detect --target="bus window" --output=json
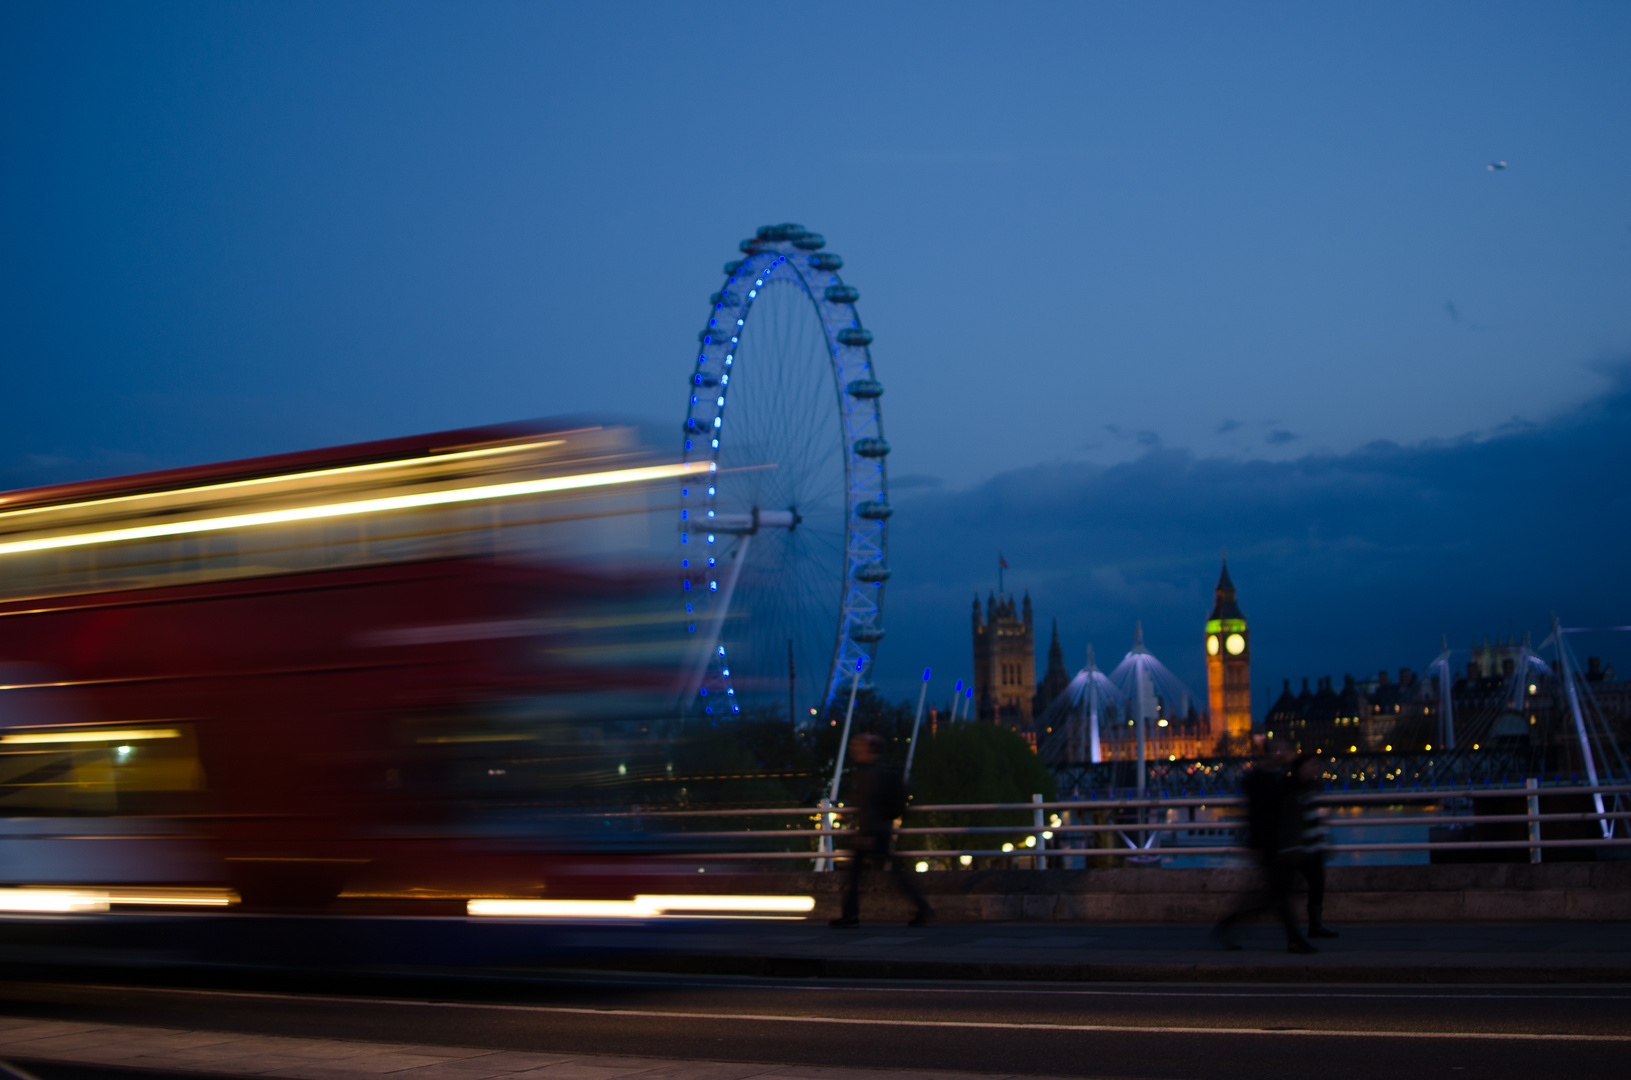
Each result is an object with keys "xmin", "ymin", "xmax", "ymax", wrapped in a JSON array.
[{"xmin": 0, "ymin": 723, "xmax": 206, "ymax": 816}]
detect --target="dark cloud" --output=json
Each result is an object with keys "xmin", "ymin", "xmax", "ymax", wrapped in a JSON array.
[
  {"xmin": 1216, "ymin": 419, "xmax": 1243, "ymax": 434},
  {"xmin": 1135, "ymin": 430, "xmax": 1161, "ymax": 447},
  {"xmin": 879, "ymin": 366, "xmax": 1631, "ymax": 704},
  {"xmin": 1444, "ymin": 300, "xmax": 1461, "ymax": 323},
  {"xmin": 1265, "ymin": 429, "xmax": 1299, "ymax": 445}
]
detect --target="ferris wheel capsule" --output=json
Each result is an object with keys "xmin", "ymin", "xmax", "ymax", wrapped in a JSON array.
[
  {"xmin": 756, "ymin": 222, "xmax": 806, "ymax": 241},
  {"xmin": 853, "ymin": 438, "xmax": 890, "ymax": 458}
]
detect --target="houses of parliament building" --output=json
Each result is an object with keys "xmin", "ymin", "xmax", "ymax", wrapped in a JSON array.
[
  {"xmin": 973, "ymin": 560, "xmax": 1630, "ymax": 761},
  {"xmin": 973, "ymin": 560, "xmax": 1253, "ymax": 759}
]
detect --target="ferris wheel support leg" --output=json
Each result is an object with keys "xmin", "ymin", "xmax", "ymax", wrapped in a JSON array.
[
  {"xmin": 1089, "ymin": 701, "xmax": 1102, "ymax": 764},
  {"xmin": 827, "ymin": 664, "xmax": 863, "ymax": 805},
  {"xmin": 903, "ymin": 670, "xmax": 930, "ymax": 786},
  {"xmin": 681, "ymin": 534, "xmax": 753, "ymax": 709},
  {"xmin": 1555, "ymin": 615, "xmax": 1609, "ymax": 838}
]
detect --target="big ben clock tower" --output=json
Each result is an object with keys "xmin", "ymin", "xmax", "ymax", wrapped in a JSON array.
[{"xmin": 1205, "ymin": 558, "xmax": 1253, "ymax": 755}]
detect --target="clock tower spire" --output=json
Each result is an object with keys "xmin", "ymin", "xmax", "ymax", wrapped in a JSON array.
[{"xmin": 1205, "ymin": 556, "xmax": 1253, "ymax": 755}]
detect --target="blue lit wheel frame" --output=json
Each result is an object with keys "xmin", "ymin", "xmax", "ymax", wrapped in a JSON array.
[{"xmin": 679, "ymin": 223, "xmax": 889, "ymax": 720}]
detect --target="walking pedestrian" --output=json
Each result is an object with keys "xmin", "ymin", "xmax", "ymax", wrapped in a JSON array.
[
  {"xmin": 1288, "ymin": 753, "xmax": 1338, "ymax": 939},
  {"xmin": 829, "ymin": 734, "xmax": 933, "ymax": 929},
  {"xmin": 1212, "ymin": 737, "xmax": 1316, "ymax": 954}
]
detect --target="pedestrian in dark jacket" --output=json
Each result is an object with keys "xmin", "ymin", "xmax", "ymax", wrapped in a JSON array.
[
  {"xmin": 830, "ymin": 734, "xmax": 933, "ymax": 928},
  {"xmin": 1212, "ymin": 738, "xmax": 1316, "ymax": 954}
]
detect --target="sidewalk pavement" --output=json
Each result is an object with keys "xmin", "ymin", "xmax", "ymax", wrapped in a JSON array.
[{"xmin": 578, "ymin": 919, "xmax": 1631, "ymax": 983}]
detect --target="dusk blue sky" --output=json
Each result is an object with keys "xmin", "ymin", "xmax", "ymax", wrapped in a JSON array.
[{"xmin": 3, "ymin": 3, "xmax": 1628, "ymax": 704}]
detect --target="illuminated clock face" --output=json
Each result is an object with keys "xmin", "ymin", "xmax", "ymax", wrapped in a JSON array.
[
  {"xmin": 1225, "ymin": 632, "xmax": 1246, "ymax": 655},
  {"xmin": 1206, "ymin": 635, "xmax": 1220, "ymax": 656}
]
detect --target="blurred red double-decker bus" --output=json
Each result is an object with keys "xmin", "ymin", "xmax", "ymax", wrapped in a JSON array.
[{"xmin": 0, "ymin": 420, "xmax": 696, "ymax": 908}]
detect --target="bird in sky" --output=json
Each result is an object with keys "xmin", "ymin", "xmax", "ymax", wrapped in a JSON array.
[{"xmin": 1487, "ymin": 161, "xmax": 1508, "ymax": 171}]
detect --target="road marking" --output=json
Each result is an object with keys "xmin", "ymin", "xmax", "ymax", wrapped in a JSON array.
[
  {"xmin": 542, "ymin": 971, "xmax": 1631, "ymax": 1001},
  {"xmin": 29, "ymin": 984, "xmax": 1631, "ymax": 1043}
]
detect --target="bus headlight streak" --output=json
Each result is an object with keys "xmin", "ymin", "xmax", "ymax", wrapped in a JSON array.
[
  {"xmin": 466, "ymin": 894, "xmax": 815, "ymax": 919},
  {"xmin": 0, "ymin": 462, "xmax": 701, "ymax": 559},
  {"xmin": 0, "ymin": 887, "xmax": 235, "ymax": 912},
  {"xmin": 0, "ymin": 890, "xmax": 108, "ymax": 913}
]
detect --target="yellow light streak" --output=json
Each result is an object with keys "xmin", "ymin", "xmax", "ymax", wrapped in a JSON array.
[
  {"xmin": 638, "ymin": 895, "xmax": 815, "ymax": 913},
  {"xmin": 0, "ymin": 440, "xmax": 568, "ymax": 520},
  {"xmin": 0, "ymin": 462, "xmax": 699, "ymax": 559},
  {"xmin": 0, "ymin": 890, "xmax": 107, "ymax": 913},
  {"xmin": 0, "ymin": 887, "xmax": 236, "ymax": 913},
  {"xmin": 466, "ymin": 894, "xmax": 815, "ymax": 919},
  {"xmin": 105, "ymin": 888, "xmax": 235, "ymax": 906},
  {"xmin": 0, "ymin": 728, "xmax": 181, "ymax": 745}
]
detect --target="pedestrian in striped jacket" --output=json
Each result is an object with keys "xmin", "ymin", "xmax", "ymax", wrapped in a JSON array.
[{"xmin": 1286, "ymin": 753, "xmax": 1338, "ymax": 940}]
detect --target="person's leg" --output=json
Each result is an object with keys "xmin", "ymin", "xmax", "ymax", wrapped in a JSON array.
[
  {"xmin": 1213, "ymin": 858, "xmax": 1273, "ymax": 948},
  {"xmin": 1270, "ymin": 858, "xmax": 1313, "ymax": 952},
  {"xmin": 887, "ymin": 834, "xmax": 933, "ymax": 924},
  {"xmin": 832, "ymin": 846, "xmax": 864, "ymax": 926},
  {"xmin": 1305, "ymin": 856, "xmax": 1336, "ymax": 937}
]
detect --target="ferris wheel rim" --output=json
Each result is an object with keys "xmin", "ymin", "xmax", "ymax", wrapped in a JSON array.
[{"xmin": 677, "ymin": 225, "xmax": 888, "ymax": 716}]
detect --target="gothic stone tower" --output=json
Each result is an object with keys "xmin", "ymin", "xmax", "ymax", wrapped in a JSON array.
[
  {"xmin": 973, "ymin": 591, "xmax": 1035, "ymax": 727},
  {"xmin": 1205, "ymin": 559, "xmax": 1253, "ymax": 755},
  {"xmin": 1033, "ymin": 618, "xmax": 1069, "ymax": 716}
]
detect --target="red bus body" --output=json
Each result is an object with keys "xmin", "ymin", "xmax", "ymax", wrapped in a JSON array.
[{"xmin": 0, "ymin": 421, "xmax": 685, "ymax": 906}]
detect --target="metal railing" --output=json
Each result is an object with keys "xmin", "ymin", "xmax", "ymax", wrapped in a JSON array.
[{"xmin": 620, "ymin": 782, "xmax": 1631, "ymax": 867}]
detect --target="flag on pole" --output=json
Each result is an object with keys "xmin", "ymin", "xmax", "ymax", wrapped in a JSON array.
[{"xmin": 999, "ymin": 552, "xmax": 1009, "ymax": 569}]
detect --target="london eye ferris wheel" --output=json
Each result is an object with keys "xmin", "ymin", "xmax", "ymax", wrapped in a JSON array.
[{"xmin": 678, "ymin": 224, "xmax": 889, "ymax": 721}]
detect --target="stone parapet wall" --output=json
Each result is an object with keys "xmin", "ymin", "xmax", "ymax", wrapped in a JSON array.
[{"xmin": 665, "ymin": 863, "xmax": 1631, "ymax": 923}]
